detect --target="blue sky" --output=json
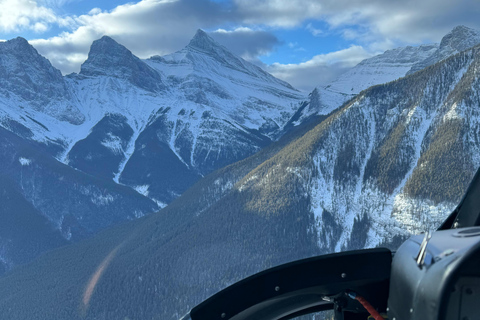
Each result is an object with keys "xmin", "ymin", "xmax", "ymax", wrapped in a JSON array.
[{"xmin": 0, "ymin": 0, "xmax": 479, "ymax": 91}]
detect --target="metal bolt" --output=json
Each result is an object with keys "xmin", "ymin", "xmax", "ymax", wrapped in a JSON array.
[
  {"xmin": 443, "ymin": 249, "xmax": 455, "ymax": 256},
  {"xmin": 221, "ymin": 313, "xmax": 226, "ymax": 318},
  {"xmin": 341, "ymin": 273, "xmax": 347, "ymax": 278},
  {"xmin": 275, "ymin": 286, "xmax": 280, "ymax": 292}
]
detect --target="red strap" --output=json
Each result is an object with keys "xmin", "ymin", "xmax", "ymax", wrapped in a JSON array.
[{"xmin": 355, "ymin": 295, "xmax": 385, "ymax": 320}]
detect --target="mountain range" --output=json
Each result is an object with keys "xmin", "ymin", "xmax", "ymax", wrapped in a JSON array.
[
  {"xmin": 0, "ymin": 30, "xmax": 304, "ymax": 271},
  {"xmin": 0, "ymin": 26, "xmax": 480, "ymax": 319}
]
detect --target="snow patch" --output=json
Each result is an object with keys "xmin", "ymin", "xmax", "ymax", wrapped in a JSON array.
[
  {"xmin": 134, "ymin": 185, "xmax": 150, "ymax": 197},
  {"xmin": 238, "ymin": 175, "xmax": 258, "ymax": 192},
  {"xmin": 443, "ymin": 102, "xmax": 460, "ymax": 121},
  {"xmin": 391, "ymin": 193, "xmax": 453, "ymax": 234},
  {"xmin": 91, "ymin": 194, "xmax": 115, "ymax": 206},
  {"xmin": 19, "ymin": 157, "xmax": 32, "ymax": 166},
  {"xmin": 151, "ymin": 199, "xmax": 167, "ymax": 208},
  {"xmin": 101, "ymin": 132, "xmax": 124, "ymax": 155}
]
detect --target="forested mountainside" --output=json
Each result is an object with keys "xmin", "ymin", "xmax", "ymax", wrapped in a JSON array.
[
  {"xmin": 1, "ymin": 41, "xmax": 479, "ymax": 320},
  {"xmin": 0, "ymin": 30, "xmax": 304, "ymax": 271}
]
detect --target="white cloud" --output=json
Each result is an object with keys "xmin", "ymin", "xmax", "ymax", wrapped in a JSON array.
[
  {"xmin": 234, "ymin": 0, "xmax": 323, "ymax": 27},
  {"xmin": 235, "ymin": 0, "xmax": 480, "ymax": 45},
  {"xmin": 38, "ymin": 0, "xmax": 77, "ymax": 8},
  {"xmin": 33, "ymin": 22, "xmax": 49, "ymax": 33},
  {"xmin": 266, "ymin": 45, "xmax": 372, "ymax": 91},
  {"xmin": 210, "ymin": 27, "xmax": 280, "ymax": 61},
  {"xmin": 0, "ymin": 0, "xmax": 58, "ymax": 33},
  {"xmin": 30, "ymin": 0, "xmax": 237, "ymax": 74},
  {"xmin": 306, "ymin": 23, "xmax": 323, "ymax": 36}
]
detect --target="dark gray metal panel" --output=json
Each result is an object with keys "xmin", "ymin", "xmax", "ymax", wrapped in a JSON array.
[{"xmin": 190, "ymin": 248, "xmax": 392, "ymax": 320}]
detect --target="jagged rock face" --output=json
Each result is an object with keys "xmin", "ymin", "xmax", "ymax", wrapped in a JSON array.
[
  {"xmin": 183, "ymin": 30, "xmax": 296, "ymax": 89},
  {"xmin": 0, "ymin": 38, "xmax": 84, "ymax": 124},
  {"xmin": 0, "ymin": 37, "xmax": 67, "ymax": 101},
  {"xmin": 80, "ymin": 36, "xmax": 164, "ymax": 92},
  {"xmin": 407, "ymin": 25, "xmax": 480, "ymax": 75}
]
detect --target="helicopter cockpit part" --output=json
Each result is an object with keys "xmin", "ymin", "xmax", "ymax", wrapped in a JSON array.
[
  {"xmin": 189, "ymin": 248, "xmax": 391, "ymax": 320},
  {"xmin": 182, "ymin": 167, "xmax": 480, "ymax": 320}
]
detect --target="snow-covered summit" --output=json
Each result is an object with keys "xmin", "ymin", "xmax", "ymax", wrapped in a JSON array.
[
  {"xmin": 441, "ymin": 25, "xmax": 480, "ymax": 51},
  {"xmin": 325, "ymin": 44, "xmax": 438, "ymax": 95},
  {"xmin": 0, "ymin": 37, "xmax": 69, "ymax": 101},
  {"xmin": 187, "ymin": 29, "xmax": 219, "ymax": 52},
  {"xmin": 407, "ymin": 25, "xmax": 480, "ymax": 75},
  {"xmin": 155, "ymin": 29, "xmax": 296, "ymax": 90},
  {"xmin": 0, "ymin": 37, "xmax": 84, "ymax": 125},
  {"xmin": 79, "ymin": 36, "xmax": 164, "ymax": 92},
  {"xmin": 1, "ymin": 37, "xmax": 34, "ymax": 53}
]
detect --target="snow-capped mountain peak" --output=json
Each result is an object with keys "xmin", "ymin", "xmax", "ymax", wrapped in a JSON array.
[
  {"xmin": 186, "ymin": 29, "xmax": 219, "ymax": 52},
  {"xmin": 440, "ymin": 25, "xmax": 480, "ymax": 51},
  {"xmin": 79, "ymin": 35, "xmax": 164, "ymax": 92},
  {"xmin": 2, "ymin": 37, "xmax": 34, "ymax": 54},
  {"xmin": 157, "ymin": 29, "xmax": 296, "ymax": 90},
  {"xmin": 407, "ymin": 25, "xmax": 480, "ymax": 75},
  {"xmin": 0, "ymin": 37, "xmax": 68, "ymax": 100},
  {"xmin": 0, "ymin": 36, "xmax": 85, "ymax": 125}
]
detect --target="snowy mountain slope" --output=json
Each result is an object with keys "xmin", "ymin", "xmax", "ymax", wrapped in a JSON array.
[
  {"xmin": 146, "ymin": 30, "xmax": 301, "ymax": 135},
  {"xmin": 2, "ymin": 42, "xmax": 480, "ymax": 320},
  {"xmin": 66, "ymin": 113, "xmax": 135, "ymax": 180},
  {"xmin": 293, "ymin": 43, "xmax": 440, "ymax": 127},
  {"xmin": 63, "ymin": 32, "xmax": 304, "ymax": 202},
  {"xmin": 110, "ymin": 31, "xmax": 303, "ymax": 202},
  {"xmin": 327, "ymin": 44, "xmax": 439, "ymax": 95}
]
